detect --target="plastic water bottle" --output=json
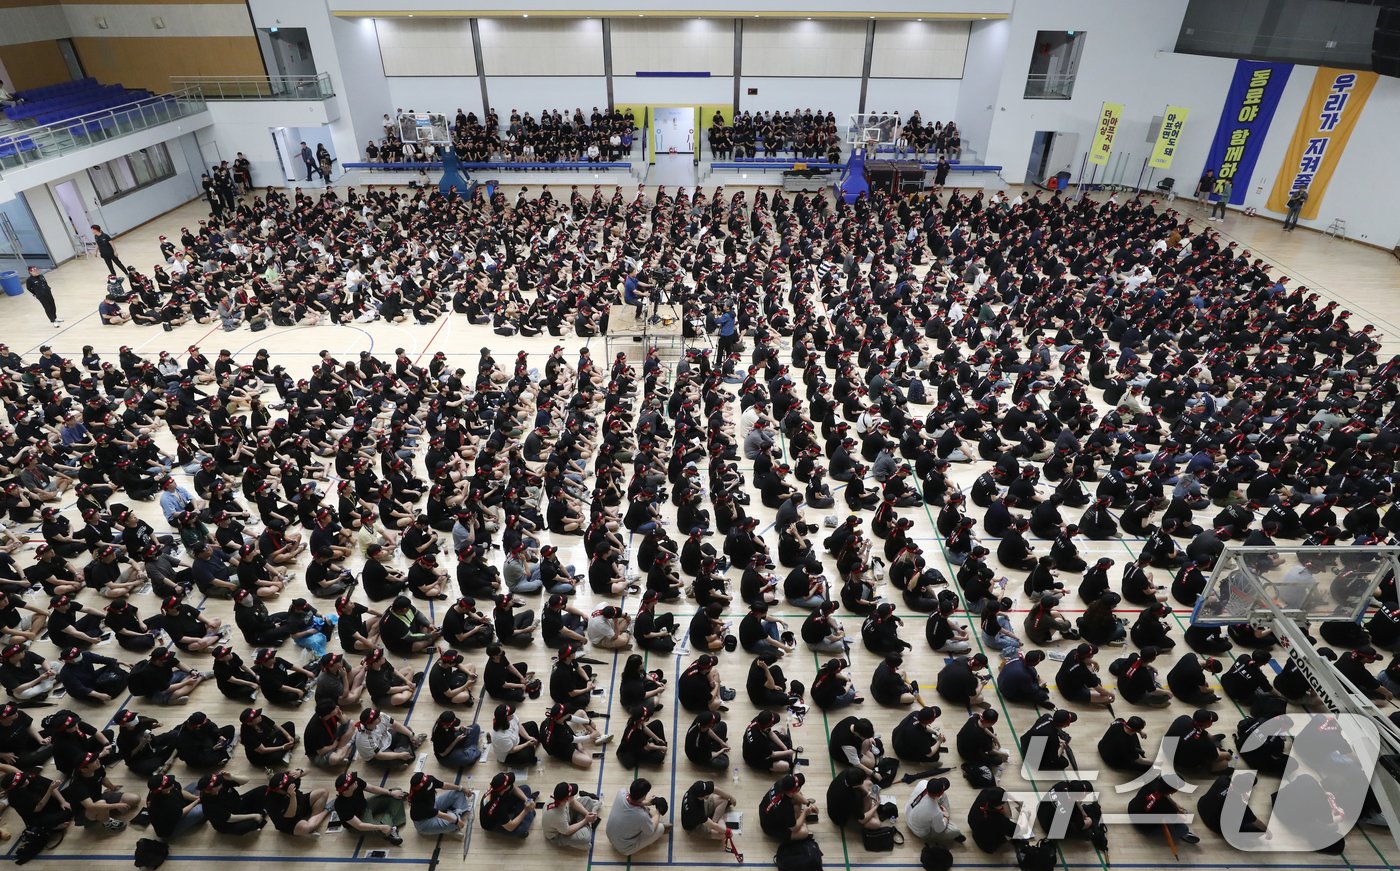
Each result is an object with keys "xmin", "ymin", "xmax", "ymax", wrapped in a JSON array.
[{"xmin": 732, "ymin": 766, "xmax": 740, "ymax": 785}]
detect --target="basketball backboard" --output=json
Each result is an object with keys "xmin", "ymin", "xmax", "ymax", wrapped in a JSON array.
[
  {"xmin": 1192, "ymin": 546, "xmax": 1400, "ymax": 626},
  {"xmin": 846, "ymin": 112, "xmax": 901, "ymax": 147}
]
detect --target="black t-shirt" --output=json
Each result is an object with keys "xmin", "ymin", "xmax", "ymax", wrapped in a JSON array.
[
  {"xmin": 936, "ymin": 660, "xmax": 977, "ymax": 703},
  {"xmin": 742, "ymin": 724, "xmax": 773, "ymax": 766},
  {"xmin": 334, "ymin": 789, "xmax": 369, "ymax": 824},
  {"xmin": 265, "ymin": 788, "xmax": 310, "ymax": 833},
  {"xmin": 149, "ymin": 787, "xmax": 192, "ymax": 838},
  {"xmin": 480, "ymin": 788, "xmax": 525, "ymax": 829},
  {"xmin": 301, "ymin": 714, "xmax": 341, "ymax": 761},
  {"xmin": 201, "ymin": 785, "xmax": 242, "ymax": 825},
  {"xmin": 429, "ymin": 662, "xmax": 469, "ymax": 703},
  {"xmin": 825, "ymin": 777, "xmax": 864, "ymax": 827},
  {"xmin": 680, "ymin": 780, "xmax": 714, "ymax": 831},
  {"xmin": 678, "ymin": 667, "xmax": 712, "ymax": 710},
  {"xmin": 758, "ymin": 786, "xmax": 796, "ymax": 836}
]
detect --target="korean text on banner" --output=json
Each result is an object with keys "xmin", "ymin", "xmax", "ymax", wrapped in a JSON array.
[
  {"xmin": 1149, "ymin": 106, "xmax": 1189, "ymax": 170},
  {"xmin": 1087, "ymin": 102, "xmax": 1123, "ymax": 166},
  {"xmin": 1203, "ymin": 60, "xmax": 1292, "ymax": 205},
  {"xmin": 1266, "ymin": 67, "xmax": 1378, "ymax": 221}
]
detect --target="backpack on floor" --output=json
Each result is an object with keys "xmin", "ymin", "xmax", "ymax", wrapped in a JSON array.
[
  {"xmin": 134, "ymin": 837, "xmax": 169, "ymax": 869},
  {"xmin": 775, "ymin": 838, "xmax": 824, "ymax": 871},
  {"xmin": 1016, "ymin": 839, "xmax": 1057, "ymax": 871}
]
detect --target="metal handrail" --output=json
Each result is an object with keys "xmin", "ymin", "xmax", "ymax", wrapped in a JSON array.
[
  {"xmin": 1024, "ymin": 73, "xmax": 1078, "ymax": 100},
  {"xmin": 0, "ymin": 88, "xmax": 207, "ymax": 174},
  {"xmin": 169, "ymin": 73, "xmax": 334, "ymax": 101}
]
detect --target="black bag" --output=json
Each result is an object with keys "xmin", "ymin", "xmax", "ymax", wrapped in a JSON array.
[
  {"xmin": 863, "ymin": 825, "xmax": 905, "ymax": 851},
  {"xmin": 921, "ymin": 844, "xmax": 954, "ymax": 871},
  {"xmin": 249, "ymin": 318, "xmax": 268, "ymax": 333},
  {"xmin": 134, "ymin": 837, "xmax": 169, "ymax": 869},
  {"xmin": 1015, "ymin": 839, "xmax": 1057, "ymax": 871},
  {"xmin": 13, "ymin": 828, "xmax": 58, "ymax": 865},
  {"xmin": 775, "ymin": 838, "xmax": 824, "ymax": 871},
  {"xmin": 723, "ymin": 633, "xmax": 738, "ymax": 652},
  {"xmin": 962, "ymin": 762, "xmax": 996, "ymax": 788},
  {"xmin": 875, "ymin": 756, "xmax": 901, "ymax": 788}
]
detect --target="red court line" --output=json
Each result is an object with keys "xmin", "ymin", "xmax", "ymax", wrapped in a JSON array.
[{"xmin": 412, "ymin": 315, "xmax": 452, "ymax": 365}]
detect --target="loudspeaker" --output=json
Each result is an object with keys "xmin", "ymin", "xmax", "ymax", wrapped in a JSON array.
[{"xmin": 1374, "ymin": 8, "xmax": 1400, "ymax": 77}]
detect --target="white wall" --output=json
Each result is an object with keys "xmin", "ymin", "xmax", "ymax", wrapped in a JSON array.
[
  {"xmin": 200, "ymin": 98, "xmax": 340, "ymax": 186},
  {"xmin": 738, "ymin": 77, "xmax": 861, "ymax": 115},
  {"xmin": 864, "ymin": 79, "xmax": 961, "ymax": 125},
  {"xmin": 374, "ymin": 18, "xmax": 476, "ymax": 77},
  {"xmin": 247, "ymin": 0, "xmax": 390, "ymax": 174},
  {"xmin": 610, "ymin": 18, "xmax": 733, "ymax": 74},
  {"xmin": 978, "ymin": 0, "xmax": 1400, "ymax": 247},
  {"xmin": 614, "ymin": 76, "xmax": 734, "ymax": 106},
  {"xmin": 48, "ymin": 131, "xmax": 201, "ymax": 242},
  {"xmin": 982, "ymin": 0, "xmax": 1234, "ymax": 188},
  {"xmin": 869, "ymin": 20, "xmax": 968, "ymax": 79},
  {"xmin": 742, "ymin": 19, "xmax": 865, "ymax": 77},
  {"xmin": 479, "ymin": 17, "xmax": 604, "ymax": 75},
  {"xmin": 953, "ymin": 18, "xmax": 1008, "ymax": 160},
  {"xmin": 385, "ymin": 79, "xmax": 483, "ymax": 118},
  {"xmin": 486, "ymin": 76, "xmax": 608, "ymax": 116}
]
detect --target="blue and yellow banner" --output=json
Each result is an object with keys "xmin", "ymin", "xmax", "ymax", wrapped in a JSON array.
[
  {"xmin": 1204, "ymin": 60, "xmax": 1292, "ymax": 205},
  {"xmin": 1266, "ymin": 67, "xmax": 1377, "ymax": 221}
]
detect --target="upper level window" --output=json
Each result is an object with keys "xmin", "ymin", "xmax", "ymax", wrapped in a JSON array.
[{"xmin": 1025, "ymin": 30, "xmax": 1086, "ymax": 100}]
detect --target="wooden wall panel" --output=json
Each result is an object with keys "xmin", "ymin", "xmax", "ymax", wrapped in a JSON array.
[
  {"xmin": 70, "ymin": 35, "xmax": 263, "ymax": 91},
  {"xmin": 0, "ymin": 39, "xmax": 71, "ymax": 89}
]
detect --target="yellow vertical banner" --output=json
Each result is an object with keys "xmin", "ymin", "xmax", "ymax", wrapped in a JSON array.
[
  {"xmin": 1267, "ymin": 67, "xmax": 1378, "ymax": 220},
  {"xmin": 1149, "ymin": 105, "xmax": 1189, "ymax": 169},
  {"xmin": 1087, "ymin": 102, "xmax": 1123, "ymax": 166}
]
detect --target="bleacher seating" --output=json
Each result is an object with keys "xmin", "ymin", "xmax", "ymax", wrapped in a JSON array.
[{"xmin": 4, "ymin": 78, "xmax": 155, "ymax": 125}]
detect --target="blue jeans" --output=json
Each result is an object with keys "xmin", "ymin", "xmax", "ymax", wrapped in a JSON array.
[
  {"xmin": 634, "ymin": 521, "xmax": 660, "ymax": 536},
  {"xmin": 826, "ymin": 689, "xmax": 859, "ymax": 710},
  {"xmin": 170, "ymin": 791, "xmax": 207, "ymax": 836},
  {"xmin": 414, "ymin": 790, "xmax": 473, "ymax": 834},
  {"xmin": 440, "ymin": 725, "xmax": 483, "ymax": 767},
  {"xmin": 788, "ymin": 594, "xmax": 825, "ymax": 609},
  {"xmin": 498, "ymin": 808, "xmax": 535, "ymax": 838}
]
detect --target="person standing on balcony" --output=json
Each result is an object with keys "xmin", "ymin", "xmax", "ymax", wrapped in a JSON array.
[
  {"xmin": 90, "ymin": 225, "xmax": 128, "ymax": 277},
  {"xmin": 25, "ymin": 266, "xmax": 60, "ymax": 328}
]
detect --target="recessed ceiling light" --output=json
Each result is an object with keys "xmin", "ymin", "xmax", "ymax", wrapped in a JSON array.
[
  {"xmin": 522, "ymin": 13, "xmax": 528, "ymax": 17},
  {"xmin": 917, "ymin": 18, "xmax": 923, "ymax": 22}
]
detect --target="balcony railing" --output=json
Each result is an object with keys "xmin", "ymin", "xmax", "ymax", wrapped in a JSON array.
[
  {"xmin": 1024, "ymin": 73, "xmax": 1079, "ymax": 100},
  {"xmin": 169, "ymin": 74, "xmax": 335, "ymax": 101},
  {"xmin": 0, "ymin": 88, "xmax": 207, "ymax": 173}
]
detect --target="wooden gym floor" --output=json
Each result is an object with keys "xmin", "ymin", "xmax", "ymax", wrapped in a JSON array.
[{"xmin": 0, "ymin": 185, "xmax": 1398, "ymax": 871}]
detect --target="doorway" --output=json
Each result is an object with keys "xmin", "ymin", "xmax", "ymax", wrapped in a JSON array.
[
  {"xmin": 0, "ymin": 194, "xmax": 53, "ymax": 268},
  {"xmin": 652, "ymin": 107, "xmax": 695, "ymax": 155},
  {"xmin": 51, "ymin": 180, "xmax": 94, "ymax": 251},
  {"xmin": 1025, "ymin": 131, "xmax": 1079, "ymax": 188}
]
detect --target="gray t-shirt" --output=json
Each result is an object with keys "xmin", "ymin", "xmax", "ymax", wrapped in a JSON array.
[{"xmin": 605, "ymin": 788, "xmax": 657, "ymax": 854}]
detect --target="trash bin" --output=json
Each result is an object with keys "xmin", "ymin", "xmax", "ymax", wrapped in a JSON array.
[{"xmin": 0, "ymin": 270, "xmax": 23, "ymax": 297}]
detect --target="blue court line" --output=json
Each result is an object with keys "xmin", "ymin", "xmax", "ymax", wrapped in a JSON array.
[
  {"xmin": 589, "ymin": 865, "xmax": 1375, "ymax": 869},
  {"xmin": 351, "ymin": 644, "xmax": 437, "ymax": 859},
  {"xmin": 12, "ymin": 855, "xmax": 430, "ymax": 865},
  {"xmin": 666, "ymin": 628, "xmax": 691, "ymax": 863},
  {"xmin": 585, "ymin": 601, "xmax": 626, "ymax": 871}
]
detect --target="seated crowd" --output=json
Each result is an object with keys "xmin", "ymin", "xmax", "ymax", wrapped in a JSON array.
[
  {"xmin": 364, "ymin": 107, "xmax": 639, "ymax": 165},
  {"xmin": 708, "ymin": 108, "xmax": 843, "ymax": 161},
  {"xmin": 1, "ymin": 179, "xmax": 1395, "ymax": 865}
]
